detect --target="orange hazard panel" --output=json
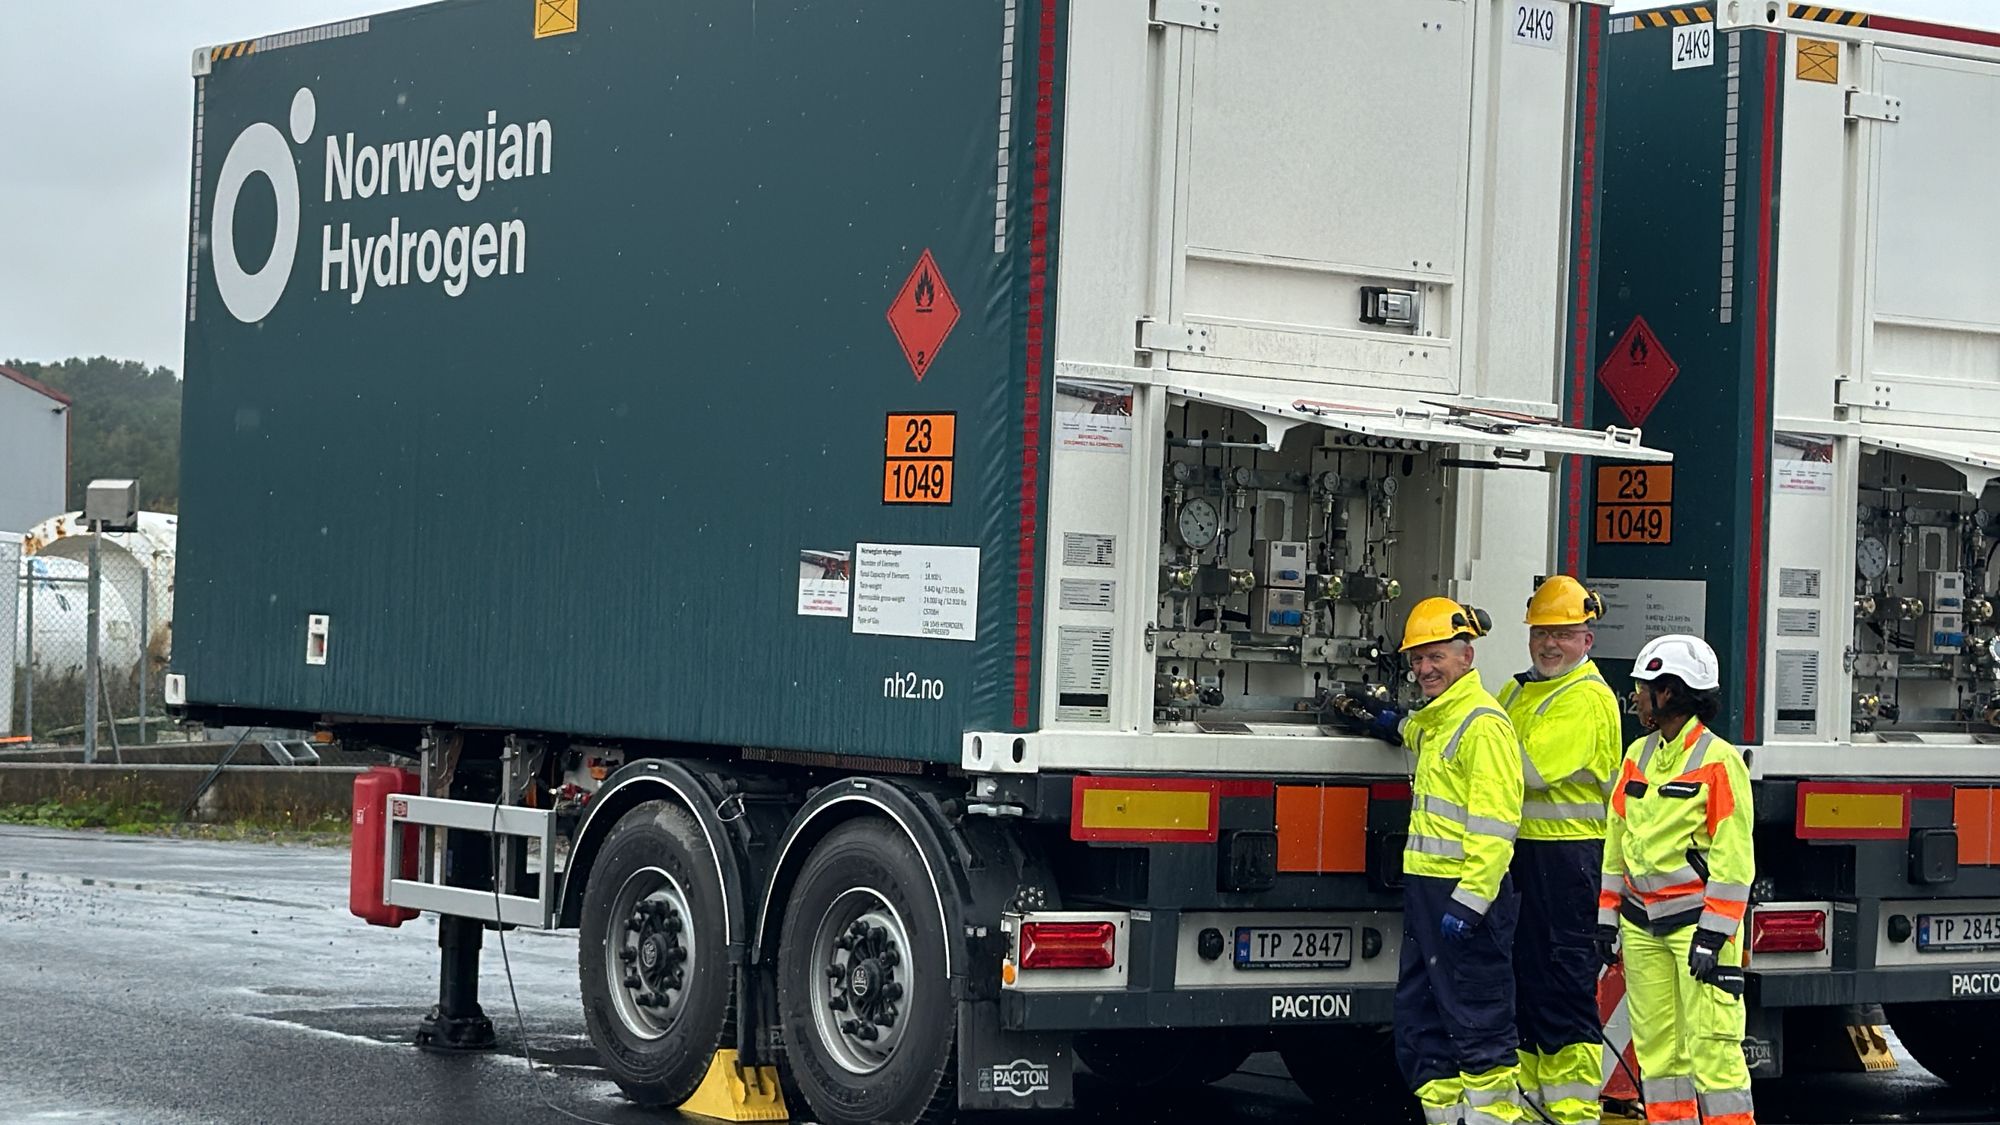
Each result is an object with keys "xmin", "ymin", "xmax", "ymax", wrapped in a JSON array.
[
  {"xmin": 1958, "ymin": 788, "xmax": 2000, "ymax": 865},
  {"xmin": 1275, "ymin": 786, "xmax": 1369, "ymax": 873}
]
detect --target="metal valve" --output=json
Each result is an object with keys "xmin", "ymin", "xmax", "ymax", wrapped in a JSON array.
[
  {"xmin": 1228, "ymin": 569, "xmax": 1257, "ymax": 594},
  {"xmin": 1162, "ymin": 565, "xmax": 1197, "ymax": 595},
  {"xmin": 1344, "ymin": 573, "xmax": 1400, "ymax": 603},
  {"xmin": 1854, "ymin": 692, "xmax": 1882, "ymax": 718},
  {"xmin": 1309, "ymin": 572, "xmax": 1345, "ymax": 604},
  {"xmin": 1969, "ymin": 596, "xmax": 1997, "ymax": 625},
  {"xmin": 1873, "ymin": 596, "xmax": 1926, "ymax": 622},
  {"xmin": 1854, "ymin": 595, "xmax": 1878, "ymax": 620},
  {"xmin": 1155, "ymin": 674, "xmax": 1197, "ymax": 706}
]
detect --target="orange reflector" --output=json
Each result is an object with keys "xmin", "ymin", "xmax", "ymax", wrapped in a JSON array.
[
  {"xmin": 1958, "ymin": 788, "xmax": 2000, "ymax": 865},
  {"xmin": 1070, "ymin": 778, "xmax": 1218, "ymax": 843},
  {"xmin": 1794, "ymin": 783, "xmax": 1908, "ymax": 840},
  {"xmin": 1275, "ymin": 786, "xmax": 1369, "ymax": 873}
]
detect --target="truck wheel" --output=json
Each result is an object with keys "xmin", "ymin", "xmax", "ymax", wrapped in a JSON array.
[
  {"xmin": 578, "ymin": 800, "xmax": 732, "ymax": 1108},
  {"xmin": 776, "ymin": 819, "xmax": 956, "ymax": 1125},
  {"xmin": 1280, "ymin": 1027, "xmax": 1422, "ymax": 1124},
  {"xmin": 1075, "ymin": 1030, "xmax": 1254, "ymax": 1089},
  {"xmin": 1885, "ymin": 1000, "xmax": 2000, "ymax": 1094}
]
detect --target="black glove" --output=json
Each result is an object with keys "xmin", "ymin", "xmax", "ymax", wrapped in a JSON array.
[
  {"xmin": 1440, "ymin": 899, "xmax": 1482, "ymax": 942},
  {"xmin": 1594, "ymin": 923, "xmax": 1621, "ymax": 967},
  {"xmin": 1687, "ymin": 926, "xmax": 1728, "ymax": 983}
]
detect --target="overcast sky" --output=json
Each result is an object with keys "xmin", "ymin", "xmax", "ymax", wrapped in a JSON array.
[{"xmin": 2, "ymin": 0, "xmax": 1996, "ymax": 376}]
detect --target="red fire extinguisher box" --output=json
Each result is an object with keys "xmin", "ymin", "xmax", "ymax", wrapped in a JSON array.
[{"xmin": 350, "ymin": 766, "xmax": 420, "ymax": 927}]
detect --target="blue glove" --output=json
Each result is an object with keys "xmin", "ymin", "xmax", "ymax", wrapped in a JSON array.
[
  {"xmin": 1368, "ymin": 706, "xmax": 1406, "ymax": 745},
  {"xmin": 1440, "ymin": 901, "xmax": 1482, "ymax": 942}
]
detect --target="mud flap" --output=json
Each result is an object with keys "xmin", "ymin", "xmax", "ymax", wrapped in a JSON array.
[
  {"xmin": 956, "ymin": 999, "xmax": 1073, "ymax": 1111},
  {"xmin": 1742, "ymin": 1002, "xmax": 1783, "ymax": 1079}
]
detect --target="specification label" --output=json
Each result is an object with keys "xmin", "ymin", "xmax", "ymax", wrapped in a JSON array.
[{"xmin": 853, "ymin": 543, "xmax": 980, "ymax": 642}]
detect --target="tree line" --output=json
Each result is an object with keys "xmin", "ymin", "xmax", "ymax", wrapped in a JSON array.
[{"xmin": 5, "ymin": 356, "xmax": 181, "ymax": 514}]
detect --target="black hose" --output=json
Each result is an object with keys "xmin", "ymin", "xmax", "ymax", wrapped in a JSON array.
[{"xmin": 176, "ymin": 727, "xmax": 258, "ymax": 822}]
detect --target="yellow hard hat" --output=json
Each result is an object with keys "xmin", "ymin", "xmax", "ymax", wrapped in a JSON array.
[
  {"xmin": 1401, "ymin": 596, "xmax": 1493, "ymax": 652},
  {"xmin": 1525, "ymin": 575, "xmax": 1604, "ymax": 627}
]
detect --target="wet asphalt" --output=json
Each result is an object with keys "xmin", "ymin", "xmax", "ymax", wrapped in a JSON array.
[{"xmin": 0, "ymin": 825, "xmax": 1994, "ymax": 1125}]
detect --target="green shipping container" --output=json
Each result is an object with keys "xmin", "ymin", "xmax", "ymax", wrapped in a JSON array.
[{"xmin": 174, "ymin": 0, "xmax": 1061, "ymax": 763}]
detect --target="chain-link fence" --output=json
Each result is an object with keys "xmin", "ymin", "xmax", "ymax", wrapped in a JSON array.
[{"xmin": 6, "ymin": 551, "xmax": 167, "ymax": 748}]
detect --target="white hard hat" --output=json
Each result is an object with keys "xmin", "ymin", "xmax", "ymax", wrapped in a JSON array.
[{"xmin": 1631, "ymin": 633, "xmax": 1721, "ymax": 691}]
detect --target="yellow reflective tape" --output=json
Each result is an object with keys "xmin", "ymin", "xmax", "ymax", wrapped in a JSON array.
[
  {"xmin": 1696, "ymin": 6, "xmax": 1713, "ymax": 19},
  {"xmin": 1803, "ymin": 790, "xmax": 1903, "ymax": 830},
  {"xmin": 1079, "ymin": 789, "xmax": 1211, "ymax": 833},
  {"xmin": 1671, "ymin": 9, "xmax": 1691, "ymax": 25},
  {"xmin": 1846, "ymin": 10, "xmax": 1868, "ymax": 24},
  {"xmin": 1802, "ymin": 5, "xmax": 1824, "ymax": 20},
  {"xmin": 1646, "ymin": 11, "xmax": 1668, "ymax": 27}
]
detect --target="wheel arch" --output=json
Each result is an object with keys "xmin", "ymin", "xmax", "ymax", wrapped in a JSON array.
[{"xmin": 559, "ymin": 759, "xmax": 747, "ymax": 949}]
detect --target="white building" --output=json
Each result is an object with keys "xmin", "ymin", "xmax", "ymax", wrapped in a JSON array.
[{"xmin": 0, "ymin": 365, "xmax": 68, "ymax": 535}]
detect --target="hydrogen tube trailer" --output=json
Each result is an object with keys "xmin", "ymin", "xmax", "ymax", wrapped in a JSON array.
[{"xmin": 166, "ymin": 2, "xmax": 1668, "ymax": 1121}]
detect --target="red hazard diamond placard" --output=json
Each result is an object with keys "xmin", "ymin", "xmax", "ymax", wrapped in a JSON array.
[
  {"xmin": 1597, "ymin": 315, "xmax": 1679, "ymax": 427},
  {"xmin": 886, "ymin": 249, "xmax": 960, "ymax": 382}
]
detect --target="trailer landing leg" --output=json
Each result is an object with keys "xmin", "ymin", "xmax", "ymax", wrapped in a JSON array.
[{"xmin": 416, "ymin": 914, "xmax": 496, "ymax": 1051}]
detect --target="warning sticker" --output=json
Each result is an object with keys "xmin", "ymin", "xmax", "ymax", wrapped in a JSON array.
[
  {"xmin": 798, "ymin": 550, "xmax": 852, "ymax": 618},
  {"xmin": 883, "ymin": 412, "xmax": 956, "ymax": 505},
  {"xmin": 885, "ymin": 250, "xmax": 961, "ymax": 382},
  {"xmin": 1780, "ymin": 568, "xmax": 1822, "ymax": 599},
  {"xmin": 1596, "ymin": 316, "xmax": 1680, "ymax": 428},
  {"xmin": 1776, "ymin": 649, "xmax": 1820, "ymax": 735},
  {"xmin": 1776, "ymin": 433, "xmax": 1835, "ymax": 495},
  {"xmin": 1056, "ymin": 378, "xmax": 1134, "ymax": 453},
  {"xmin": 1797, "ymin": 37, "xmax": 1839, "ymax": 84},
  {"xmin": 534, "ymin": 0, "xmax": 577, "ymax": 38}
]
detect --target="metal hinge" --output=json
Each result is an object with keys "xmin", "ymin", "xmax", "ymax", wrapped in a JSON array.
[
  {"xmin": 1137, "ymin": 318, "xmax": 1212, "ymax": 355},
  {"xmin": 1845, "ymin": 90, "xmax": 1902, "ymax": 123},
  {"xmin": 1150, "ymin": 0, "xmax": 1222, "ymax": 32}
]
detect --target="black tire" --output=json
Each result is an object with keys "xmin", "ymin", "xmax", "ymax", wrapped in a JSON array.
[
  {"xmin": 1279, "ymin": 1026, "xmax": 1423, "ymax": 1124},
  {"xmin": 776, "ymin": 819, "xmax": 956, "ymax": 1125},
  {"xmin": 578, "ymin": 800, "xmax": 732, "ymax": 1107},
  {"xmin": 1075, "ymin": 1029, "xmax": 1256, "ymax": 1090},
  {"xmin": 1886, "ymin": 1000, "xmax": 2000, "ymax": 1094}
]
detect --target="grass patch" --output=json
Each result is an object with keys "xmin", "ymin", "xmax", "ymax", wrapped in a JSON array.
[{"xmin": 0, "ymin": 799, "xmax": 351, "ymax": 845}]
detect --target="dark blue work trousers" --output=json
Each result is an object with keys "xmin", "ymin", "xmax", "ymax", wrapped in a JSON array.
[
  {"xmin": 1395, "ymin": 873, "xmax": 1522, "ymax": 1092},
  {"xmin": 1510, "ymin": 838, "xmax": 1606, "ymax": 1058}
]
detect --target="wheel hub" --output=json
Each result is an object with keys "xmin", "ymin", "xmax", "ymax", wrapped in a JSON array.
[
  {"xmin": 814, "ymin": 896, "xmax": 914, "ymax": 1073},
  {"xmin": 607, "ymin": 870, "xmax": 697, "ymax": 1040}
]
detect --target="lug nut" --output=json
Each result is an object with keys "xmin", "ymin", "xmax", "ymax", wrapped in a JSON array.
[
  {"xmin": 856, "ymin": 1023, "xmax": 879, "ymax": 1041},
  {"xmin": 881, "ymin": 983, "xmax": 904, "ymax": 1001},
  {"xmin": 826, "ymin": 963, "xmax": 844, "ymax": 979},
  {"xmin": 841, "ymin": 1019, "xmax": 861, "ymax": 1035},
  {"xmin": 882, "ymin": 949, "xmax": 901, "ymax": 967},
  {"xmin": 830, "ymin": 996, "xmax": 848, "ymax": 1012}
]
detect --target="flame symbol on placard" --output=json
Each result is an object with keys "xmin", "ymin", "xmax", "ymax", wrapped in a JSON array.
[
  {"xmin": 914, "ymin": 269, "xmax": 936, "ymax": 312},
  {"xmin": 1630, "ymin": 332, "xmax": 1650, "ymax": 366}
]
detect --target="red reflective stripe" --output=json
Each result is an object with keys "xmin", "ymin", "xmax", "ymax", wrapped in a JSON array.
[
  {"xmin": 1563, "ymin": 12, "xmax": 1603, "ymax": 577},
  {"xmin": 1627, "ymin": 878, "xmax": 1706, "ymax": 904},
  {"xmin": 1647, "ymin": 1101, "xmax": 1699, "ymax": 1125},
  {"xmin": 1012, "ymin": 0, "xmax": 1059, "ymax": 728},
  {"xmin": 1742, "ymin": 34, "xmax": 1779, "ymax": 746},
  {"xmin": 1870, "ymin": 14, "xmax": 2000, "ymax": 49},
  {"xmin": 1702, "ymin": 1114, "xmax": 1755, "ymax": 1125}
]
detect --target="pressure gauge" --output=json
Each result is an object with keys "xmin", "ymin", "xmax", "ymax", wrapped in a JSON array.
[
  {"xmin": 1857, "ymin": 535, "xmax": 1889, "ymax": 581},
  {"xmin": 1376, "ymin": 476, "xmax": 1400, "ymax": 499},
  {"xmin": 1176, "ymin": 497, "xmax": 1220, "ymax": 549}
]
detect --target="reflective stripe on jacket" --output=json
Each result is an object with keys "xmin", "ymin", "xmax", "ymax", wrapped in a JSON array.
[
  {"xmin": 1599, "ymin": 722, "xmax": 1755, "ymax": 938},
  {"xmin": 1498, "ymin": 659, "xmax": 1623, "ymax": 842},
  {"xmin": 1405, "ymin": 669, "xmax": 1525, "ymax": 917}
]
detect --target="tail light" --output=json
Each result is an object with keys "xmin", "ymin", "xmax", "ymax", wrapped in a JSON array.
[
  {"xmin": 1752, "ymin": 909, "xmax": 1827, "ymax": 954},
  {"xmin": 1019, "ymin": 921, "xmax": 1116, "ymax": 970}
]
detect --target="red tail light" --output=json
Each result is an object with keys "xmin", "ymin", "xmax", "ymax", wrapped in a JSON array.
[
  {"xmin": 1752, "ymin": 909, "xmax": 1827, "ymax": 954},
  {"xmin": 1020, "ymin": 921, "xmax": 1116, "ymax": 970}
]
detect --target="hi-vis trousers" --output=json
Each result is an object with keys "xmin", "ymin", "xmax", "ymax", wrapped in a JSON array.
[{"xmin": 1620, "ymin": 919, "xmax": 1754, "ymax": 1125}]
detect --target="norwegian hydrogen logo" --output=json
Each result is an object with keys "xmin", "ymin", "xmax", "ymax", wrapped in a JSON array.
[{"xmin": 212, "ymin": 87, "xmax": 315, "ymax": 323}]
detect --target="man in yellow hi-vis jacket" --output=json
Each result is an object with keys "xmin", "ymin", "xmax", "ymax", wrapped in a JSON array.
[
  {"xmin": 1598, "ymin": 634, "xmax": 1756, "ymax": 1125},
  {"xmin": 1395, "ymin": 597, "xmax": 1527, "ymax": 1125},
  {"xmin": 1499, "ymin": 577, "xmax": 1624, "ymax": 1125}
]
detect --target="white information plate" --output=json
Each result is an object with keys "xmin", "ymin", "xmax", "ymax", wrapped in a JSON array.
[{"xmin": 853, "ymin": 543, "xmax": 980, "ymax": 642}]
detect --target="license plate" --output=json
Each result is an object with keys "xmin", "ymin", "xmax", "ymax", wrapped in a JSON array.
[
  {"xmin": 1917, "ymin": 912, "xmax": 2000, "ymax": 952},
  {"xmin": 1233, "ymin": 926, "xmax": 1352, "ymax": 970}
]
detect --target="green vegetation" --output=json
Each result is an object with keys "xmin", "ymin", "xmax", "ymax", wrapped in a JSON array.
[
  {"xmin": 3, "ymin": 356, "xmax": 182, "ymax": 513},
  {"xmin": 0, "ymin": 798, "xmax": 350, "ymax": 844}
]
